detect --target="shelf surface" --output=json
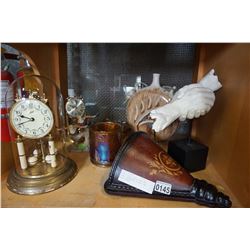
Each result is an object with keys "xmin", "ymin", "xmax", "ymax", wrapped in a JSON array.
[{"xmin": 1, "ymin": 152, "xmax": 242, "ymax": 208}]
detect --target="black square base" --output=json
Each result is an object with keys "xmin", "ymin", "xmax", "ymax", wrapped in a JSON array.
[{"xmin": 168, "ymin": 138, "xmax": 209, "ymax": 172}]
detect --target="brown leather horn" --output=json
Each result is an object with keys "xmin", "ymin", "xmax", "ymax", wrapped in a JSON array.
[{"xmin": 104, "ymin": 132, "xmax": 232, "ymax": 208}]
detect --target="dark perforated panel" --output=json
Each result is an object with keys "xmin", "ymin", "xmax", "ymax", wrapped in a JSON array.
[{"xmin": 67, "ymin": 43, "xmax": 196, "ymax": 130}]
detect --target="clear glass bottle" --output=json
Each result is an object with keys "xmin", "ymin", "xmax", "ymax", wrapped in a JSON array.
[{"xmin": 134, "ymin": 75, "xmax": 147, "ymax": 90}]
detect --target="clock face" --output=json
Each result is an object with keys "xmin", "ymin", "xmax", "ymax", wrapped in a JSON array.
[
  {"xmin": 65, "ymin": 97, "xmax": 85, "ymax": 118},
  {"xmin": 10, "ymin": 99, "xmax": 54, "ymax": 139}
]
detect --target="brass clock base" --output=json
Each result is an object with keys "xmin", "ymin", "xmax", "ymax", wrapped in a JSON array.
[{"xmin": 7, "ymin": 155, "xmax": 78, "ymax": 195}]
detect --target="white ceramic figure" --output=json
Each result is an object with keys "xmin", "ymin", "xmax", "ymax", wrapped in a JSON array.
[
  {"xmin": 149, "ymin": 73, "xmax": 161, "ymax": 88},
  {"xmin": 150, "ymin": 69, "xmax": 222, "ymax": 133}
]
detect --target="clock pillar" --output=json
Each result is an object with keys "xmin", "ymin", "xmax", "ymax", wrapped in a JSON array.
[
  {"xmin": 16, "ymin": 136, "xmax": 28, "ymax": 170},
  {"xmin": 48, "ymin": 134, "xmax": 57, "ymax": 168}
]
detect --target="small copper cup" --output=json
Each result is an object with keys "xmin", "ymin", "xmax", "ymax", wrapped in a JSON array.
[{"xmin": 89, "ymin": 122, "xmax": 122, "ymax": 166}]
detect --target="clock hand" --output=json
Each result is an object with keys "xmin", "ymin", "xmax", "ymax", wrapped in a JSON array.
[
  {"xmin": 76, "ymin": 102, "xmax": 82, "ymax": 108},
  {"xmin": 20, "ymin": 115, "xmax": 33, "ymax": 120},
  {"xmin": 18, "ymin": 118, "xmax": 35, "ymax": 125}
]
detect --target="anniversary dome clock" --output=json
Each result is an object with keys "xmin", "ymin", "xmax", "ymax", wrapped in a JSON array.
[
  {"xmin": 5, "ymin": 75, "xmax": 78, "ymax": 195},
  {"xmin": 65, "ymin": 96, "xmax": 86, "ymax": 119},
  {"xmin": 65, "ymin": 89, "xmax": 96, "ymax": 152}
]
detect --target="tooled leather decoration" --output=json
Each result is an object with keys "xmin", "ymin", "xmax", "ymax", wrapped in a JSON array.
[
  {"xmin": 104, "ymin": 132, "xmax": 232, "ymax": 208},
  {"xmin": 148, "ymin": 151, "xmax": 183, "ymax": 176}
]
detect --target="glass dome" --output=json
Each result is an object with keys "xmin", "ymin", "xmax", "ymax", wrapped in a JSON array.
[{"xmin": 5, "ymin": 74, "xmax": 78, "ymax": 195}]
